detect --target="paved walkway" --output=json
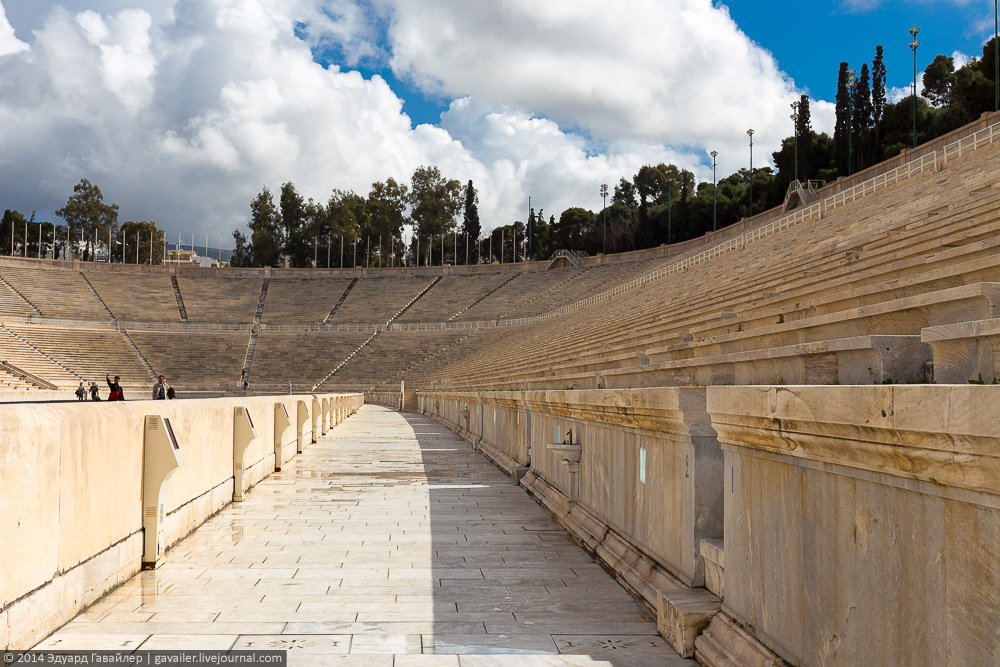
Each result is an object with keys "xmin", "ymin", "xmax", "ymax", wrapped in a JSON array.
[{"xmin": 37, "ymin": 405, "xmax": 692, "ymax": 666}]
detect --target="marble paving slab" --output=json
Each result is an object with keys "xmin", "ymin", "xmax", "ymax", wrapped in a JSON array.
[{"xmin": 34, "ymin": 405, "xmax": 693, "ymax": 665}]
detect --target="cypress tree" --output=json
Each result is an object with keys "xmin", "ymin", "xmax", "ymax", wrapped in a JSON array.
[
  {"xmin": 795, "ymin": 94, "xmax": 812, "ymax": 138},
  {"xmin": 834, "ymin": 62, "xmax": 851, "ymax": 176},
  {"xmin": 795, "ymin": 94, "xmax": 814, "ymax": 181},
  {"xmin": 852, "ymin": 63, "xmax": 873, "ymax": 172},
  {"xmin": 461, "ymin": 181, "xmax": 481, "ymax": 264},
  {"xmin": 872, "ymin": 46, "xmax": 887, "ymax": 160}
]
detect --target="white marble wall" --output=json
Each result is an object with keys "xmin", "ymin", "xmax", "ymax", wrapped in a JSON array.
[{"xmin": 0, "ymin": 392, "xmax": 363, "ymax": 649}]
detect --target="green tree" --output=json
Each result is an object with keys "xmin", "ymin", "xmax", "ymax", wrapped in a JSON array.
[
  {"xmin": 119, "ymin": 220, "xmax": 166, "ymax": 265},
  {"xmin": 791, "ymin": 94, "xmax": 817, "ymax": 181},
  {"xmin": 879, "ymin": 95, "xmax": 934, "ymax": 159},
  {"xmin": 852, "ymin": 63, "xmax": 874, "ymax": 172},
  {"xmin": 552, "ymin": 207, "xmax": 595, "ymax": 251},
  {"xmin": 231, "ymin": 230, "xmax": 251, "ymax": 267},
  {"xmin": 922, "ymin": 54, "xmax": 956, "ymax": 107},
  {"xmin": 950, "ymin": 46, "xmax": 994, "ymax": 122},
  {"xmin": 612, "ymin": 178, "xmax": 638, "ymax": 209},
  {"xmin": 461, "ymin": 180, "xmax": 481, "ymax": 264},
  {"xmin": 247, "ymin": 186, "xmax": 283, "ymax": 267},
  {"xmin": 302, "ymin": 198, "xmax": 332, "ymax": 267},
  {"xmin": 368, "ymin": 178, "xmax": 409, "ymax": 267},
  {"xmin": 55, "ymin": 178, "xmax": 119, "ymax": 261},
  {"xmin": 833, "ymin": 62, "xmax": 851, "ymax": 177},
  {"xmin": 633, "ymin": 164, "xmax": 667, "ymax": 246},
  {"xmin": 326, "ymin": 189, "xmax": 368, "ymax": 267},
  {"xmin": 602, "ymin": 204, "xmax": 637, "ymax": 253},
  {"xmin": 409, "ymin": 166, "xmax": 462, "ymax": 265},
  {"xmin": 492, "ymin": 220, "xmax": 526, "ymax": 263},
  {"xmin": 280, "ymin": 182, "xmax": 309, "ymax": 267},
  {"xmin": 872, "ymin": 46, "xmax": 887, "ymax": 157},
  {"xmin": 1, "ymin": 209, "xmax": 28, "ymax": 256}
]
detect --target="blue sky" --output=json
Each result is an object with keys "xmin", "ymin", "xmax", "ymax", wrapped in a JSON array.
[
  {"xmin": 731, "ymin": 1, "xmax": 998, "ymax": 102},
  {"xmin": 326, "ymin": 1, "xmax": 1000, "ymax": 129},
  {"xmin": 0, "ymin": 1, "xmax": 997, "ymax": 244}
]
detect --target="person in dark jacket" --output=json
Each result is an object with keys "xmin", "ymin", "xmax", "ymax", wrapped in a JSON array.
[
  {"xmin": 106, "ymin": 374, "xmax": 124, "ymax": 401},
  {"xmin": 152, "ymin": 375, "xmax": 167, "ymax": 400},
  {"xmin": 89, "ymin": 382, "xmax": 100, "ymax": 400},
  {"xmin": 75, "ymin": 382, "xmax": 86, "ymax": 401}
]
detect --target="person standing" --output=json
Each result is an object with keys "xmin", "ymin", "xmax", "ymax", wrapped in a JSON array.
[
  {"xmin": 106, "ymin": 373, "xmax": 125, "ymax": 401},
  {"xmin": 89, "ymin": 382, "xmax": 100, "ymax": 400},
  {"xmin": 152, "ymin": 375, "xmax": 167, "ymax": 400},
  {"xmin": 75, "ymin": 382, "xmax": 86, "ymax": 401}
]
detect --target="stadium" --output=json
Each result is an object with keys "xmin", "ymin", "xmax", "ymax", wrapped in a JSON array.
[{"xmin": 3, "ymin": 110, "xmax": 1000, "ymax": 665}]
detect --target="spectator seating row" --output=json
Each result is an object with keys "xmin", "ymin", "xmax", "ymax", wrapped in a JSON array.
[
  {"xmin": 394, "ymin": 141, "xmax": 1000, "ymax": 391},
  {"xmin": 0, "ymin": 277, "xmax": 38, "ymax": 318},
  {"xmin": 83, "ymin": 272, "xmax": 182, "ymax": 322},
  {"xmin": 127, "ymin": 330, "xmax": 251, "ymax": 390},
  {"xmin": 251, "ymin": 331, "xmax": 372, "ymax": 389},
  {"xmin": 327, "ymin": 276, "xmax": 434, "ymax": 324},
  {"xmin": 1, "ymin": 257, "xmax": 663, "ymax": 329},
  {"xmin": 396, "ymin": 273, "xmax": 511, "ymax": 323},
  {"xmin": 175, "ymin": 276, "xmax": 261, "ymax": 324},
  {"xmin": 3, "ymin": 324, "xmax": 152, "ymax": 389},
  {"xmin": 0, "ymin": 266, "xmax": 110, "ymax": 320},
  {"xmin": 260, "ymin": 277, "xmax": 355, "ymax": 324},
  {"xmin": 318, "ymin": 330, "xmax": 468, "ymax": 391}
]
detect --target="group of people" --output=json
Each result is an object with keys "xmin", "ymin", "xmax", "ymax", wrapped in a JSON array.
[{"xmin": 74, "ymin": 374, "xmax": 175, "ymax": 401}]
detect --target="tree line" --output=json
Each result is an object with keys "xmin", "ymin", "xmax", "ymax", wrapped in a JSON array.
[{"xmin": 2, "ymin": 178, "xmax": 165, "ymax": 264}]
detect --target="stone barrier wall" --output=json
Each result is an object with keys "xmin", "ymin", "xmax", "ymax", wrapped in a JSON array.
[
  {"xmin": 415, "ymin": 385, "xmax": 1000, "ymax": 666},
  {"xmin": 0, "ymin": 392, "xmax": 363, "ymax": 649},
  {"xmin": 417, "ymin": 389, "xmax": 724, "ymax": 608},
  {"xmin": 701, "ymin": 385, "xmax": 1000, "ymax": 667}
]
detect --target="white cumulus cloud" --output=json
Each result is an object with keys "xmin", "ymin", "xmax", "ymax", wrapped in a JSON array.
[
  {"xmin": 0, "ymin": 0, "xmax": 823, "ymax": 246},
  {"xmin": 383, "ymin": 0, "xmax": 803, "ymax": 173},
  {"xmin": 0, "ymin": 1, "xmax": 28, "ymax": 56}
]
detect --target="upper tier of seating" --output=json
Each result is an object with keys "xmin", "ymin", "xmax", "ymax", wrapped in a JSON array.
[
  {"xmin": 327, "ymin": 276, "xmax": 434, "ymax": 324},
  {"xmin": 176, "ymin": 276, "xmax": 261, "ymax": 324},
  {"xmin": 261, "ymin": 277, "xmax": 355, "ymax": 324},
  {"xmin": 84, "ymin": 271, "xmax": 181, "ymax": 322},
  {"xmin": 398, "ymin": 138, "xmax": 1000, "ymax": 391}
]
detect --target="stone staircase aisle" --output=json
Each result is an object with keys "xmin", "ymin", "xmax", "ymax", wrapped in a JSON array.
[
  {"xmin": 241, "ymin": 279, "xmax": 269, "ymax": 381},
  {"xmin": 324, "ymin": 277, "xmax": 358, "ymax": 322},
  {"xmin": 171, "ymin": 276, "xmax": 189, "ymax": 321}
]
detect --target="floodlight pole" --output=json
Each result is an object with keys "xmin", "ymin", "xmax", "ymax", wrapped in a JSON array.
[
  {"xmin": 600, "ymin": 184, "xmax": 608, "ymax": 254},
  {"xmin": 667, "ymin": 180, "xmax": 673, "ymax": 244},
  {"xmin": 790, "ymin": 101, "xmax": 799, "ymax": 182},
  {"xmin": 847, "ymin": 68, "xmax": 856, "ymax": 176},
  {"xmin": 747, "ymin": 129, "xmax": 754, "ymax": 217},
  {"xmin": 910, "ymin": 26, "xmax": 920, "ymax": 149},
  {"xmin": 710, "ymin": 151, "xmax": 718, "ymax": 232}
]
